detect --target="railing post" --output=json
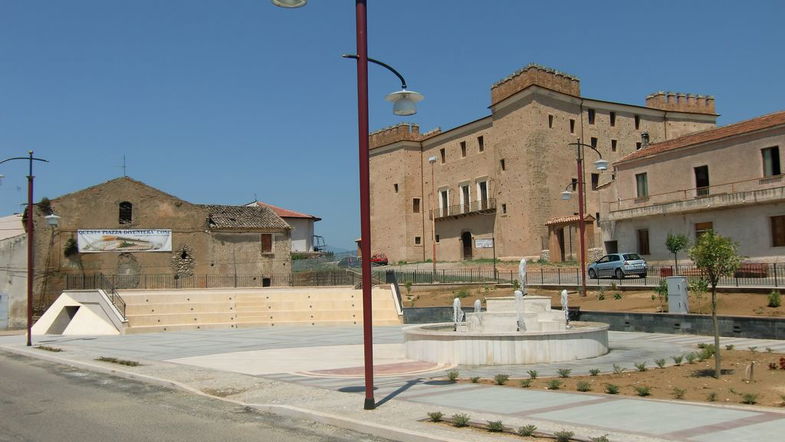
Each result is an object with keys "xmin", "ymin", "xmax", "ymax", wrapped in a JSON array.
[
  {"xmin": 557, "ymin": 267, "xmax": 561, "ymax": 285},
  {"xmin": 540, "ymin": 267, "xmax": 544, "ymax": 284},
  {"xmin": 775, "ymin": 263, "xmax": 778, "ymax": 288}
]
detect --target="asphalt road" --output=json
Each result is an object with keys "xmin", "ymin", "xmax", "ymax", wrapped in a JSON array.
[{"xmin": 0, "ymin": 351, "xmax": 388, "ymax": 442}]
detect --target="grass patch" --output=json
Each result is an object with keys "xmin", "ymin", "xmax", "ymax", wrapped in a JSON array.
[
  {"xmin": 96, "ymin": 356, "xmax": 140, "ymax": 367},
  {"xmin": 36, "ymin": 345, "xmax": 62, "ymax": 352}
]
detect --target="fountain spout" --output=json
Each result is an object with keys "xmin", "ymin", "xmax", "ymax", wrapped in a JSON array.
[{"xmin": 452, "ymin": 298, "xmax": 464, "ymax": 331}]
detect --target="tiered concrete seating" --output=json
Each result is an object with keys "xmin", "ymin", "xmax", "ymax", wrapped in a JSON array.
[{"xmin": 121, "ymin": 287, "xmax": 400, "ymax": 334}]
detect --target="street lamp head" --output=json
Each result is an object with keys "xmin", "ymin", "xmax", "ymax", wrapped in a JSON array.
[
  {"xmin": 385, "ymin": 89, "xmax": 424, "ymax": 116},
  {"xmin": 561, "ymin": 190, "xmax": 572, "ymax": 200},
  {"xmin": 593, "ymin": 158, "xmax": 609, "ymax": 171},
  {"xmin": 44, "ymin": 213, "xmax": 60, "ymax": 227},
  {"xmin": 271, "ymin": 0, "xmax": 307, "ymax": 7},
  {"xmin": 428, "ymin": 156, "xmax": 437, "ymax": 164}
]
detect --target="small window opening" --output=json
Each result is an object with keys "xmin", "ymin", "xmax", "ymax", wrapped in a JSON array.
[
  {"xmin": 636, "ymin": 142, "xmax": 642, "ymax": 150},
  {"xmin": 590, "ymin": 137, "xmax": 598, "ymax": 148},
  {"xmin": 588, "ymin": 108, "xmax": 595, "ymax": 125},
  {"xmin": 414, "ymin": 236, "xmax": 421, "ymax": 245},
  {"xmin": 569, "ymin": 119, "xmax": 575, "ymax": 134},
  {"xmin": 609, "ymin": 112, "xmax": 616, "ymax": 127},
  {"xmin": 478, "ymin": 136, "xmax": 484, "ymax": 152},
  {"xmin": 119, "ymin": 201, "xmax": 132, "ymax": 224},
  {"xmin": 548, "ymin": 114, "xmax": 554, "ymax": 128},
  {"xmin": 460, "ymin": 141, "xmax": 467, "ymax": 158},
  {"xmin": 413, "ymin": 198, "xmax": 420, "ymax": 213},
  {"xmin": 634, "ymin": 115, "xmax": 641, "ymax": 130},
  {"xmin": 591, "ymin": 173, "xmax": 599, "ymax": 190},
  {"xmin": 394, "ymin": 183, "xmax": 398, "ymax": 193},
  {"xmin": 502, "ymin": 204, "xmax": 507, "ymax": 214},
  {"xmin": 611, "ymin": 139, "xmax": 617, "ymax": 152},
  {"xmin": 500, "ymin": 159, "xmax": 506, "ymax": 171},
  {"xmin": 440, "ymin": 148, "xmax": 446, "ymax": 163}
]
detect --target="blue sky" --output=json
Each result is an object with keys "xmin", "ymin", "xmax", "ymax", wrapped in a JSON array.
[{"xmin": 1, "ymin": 0, "xmax": 783, "ymax": 250}]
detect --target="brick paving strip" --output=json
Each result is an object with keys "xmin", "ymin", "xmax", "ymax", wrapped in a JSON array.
[{"xmin": 662, "ymin": 411, "xmax": 785, "ymax": 440}]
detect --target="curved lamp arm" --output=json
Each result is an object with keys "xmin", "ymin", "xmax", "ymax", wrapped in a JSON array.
[
  {"xmin": 342, "ymin": 54, "xmax": 408, "ymax": 89},
  {"xmin": 568, "ymin": 140, "xmax": 609, "ymax": 171}
]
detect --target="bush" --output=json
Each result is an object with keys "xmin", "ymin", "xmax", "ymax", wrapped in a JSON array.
[
  {"xmin": 685, "ymin": 353, "xmax": 697, "ymax": 364},
  {"xmin": 699, "ymin": 344, "xmax": 716, "ymax": 359},
  {"xmin": 554, "ymin": 430, "xmax": 575, "ymax": 442},
  {"xmin": 519, "ymin": 378, "xmax": 532, "ymax": 388},
  {"xmin": 427, "ymin": 411, "xmax": 443, "ymax": 422},
  {"xmin": 613, "ymin": 293, "xmax": 623, "ymax": 300},
  {"xmin": 707, "ymin": 392, "xmax": 717, "ymax": 402},
  {"xmin": 672, "ymin": 387, "xmax": 686, "ymax": 399},
  {"xmin": 655, "ymin": 359, "xmax": 666, "ymax": 368},
  {"xmin": 470, "ymin": 376, "xmax": 480, "ymax": 383},
  {"xmin": 612, "ymin": 364, "xmax": 625, "ymax": 374},
  {"xmin": 768, "ymin": 290, "xmax": 782, "ymax": 308},
  {"xmin": 557, "ymin": 368, "xmax": 572, "ymax": 378},
  {"xmin": 589, "ymin": 368, "xmax": 600, "ymax": 376},
  {"xmin": 741, "ymin": 393, "xmax": 758, "ymax": 404},
  {"xmin": 455, "ymin": 289, "xmax": 470, "ymax": 299},
  {"xmin": 634, "ymin": 385, "xmax": 651, "ymax": 397},
  {"xmin": 598, "ymin": 293, "xmax": 606, "ymax": 301},
  {"xmin": 605, "ymin": 384, "xmax": 620, "ymax": 394},
  {"xmin": 576, "ymin": 381, "xmax": 592, "ymax": 392},
  {"xmin": 494, "ymin": 374, "xmax": 509, "ymax": 385},
  {"xmin": 547, "ymin": 379, "xmax": 563, "ymax": 390},
  {"xmin": 446, "ymin": 369, "xmax": 459, "ymax": 383},
  {"xmin": 517, "ymin": 425, "xmax": 537, "ymax": 437},
  {"xmin": 527, "ymin": 369, "xmax": 538, "ymax": 379},
  {"xmin": 486, "ymin": 420, "xmax": 504, "ymax": 432},
  {"xmin": 672, "ymin": 355, "xmax": 684, "ymax": 365},
  {"xmin": 590, "ymin": 436, "xmax": 610, "ymax": 442},
  {"xmin": 634, "ymin": 362, "xmax": 647, "ymax": 372},
  {"xmin": 451, "ymin": 413, "xmax": 470, "ymax": 427}
]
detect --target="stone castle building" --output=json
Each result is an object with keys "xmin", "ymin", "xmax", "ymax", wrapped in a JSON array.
[
  {"xmin": 369, "ymin": 64, "xmax": 718, "ymax": 263},
  {"xmin": 31, "ymin": 177, "xmax": 292, "ymax": 309}
]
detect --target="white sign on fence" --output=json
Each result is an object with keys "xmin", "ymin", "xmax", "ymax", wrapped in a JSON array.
[
  {"xmin": 77, "ymin": 229, "xmax": 172, "ymax": 253},
  {"xmin": 475, "ymin": 238, "xmax": 494, "ymax": 249}
]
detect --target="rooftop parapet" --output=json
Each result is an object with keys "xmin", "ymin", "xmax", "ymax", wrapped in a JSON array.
[
  {"xmin": 369, "ymin": 123, "xmax": 432, "ymax": 149},
  {"xmin": 491, "ymin": 64, "xmax": 581, "ymax": 105},
  {"xmin": 645, "ymin": 91, "xmax": 716, "ymax": 115}
]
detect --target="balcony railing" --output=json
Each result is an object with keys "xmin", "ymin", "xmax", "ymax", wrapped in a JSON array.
[
  {"xmin": 430, "ymin": 198, "xmax": 496, "ymax": 220},
  {"xmin": 607, "ymin": 175, "xmax": 785, "ymax": 215}
]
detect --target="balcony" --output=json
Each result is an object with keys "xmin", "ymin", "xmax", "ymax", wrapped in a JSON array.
[
  {"xmin": 607, "ymin": 175, "xmax": 785, "ymax": 221},
  {"xmin": 431, "ymin": 198, "xmax": 496, "ymax": 220}
]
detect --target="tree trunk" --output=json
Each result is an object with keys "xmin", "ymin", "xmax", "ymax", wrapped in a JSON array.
[
  {"xmin": 673, "ymin": 253, "xmax": 679, "ymax": 274},
  {"xmin": 711, "ymin": 284, "xmax": 721, "ymax": 378}
]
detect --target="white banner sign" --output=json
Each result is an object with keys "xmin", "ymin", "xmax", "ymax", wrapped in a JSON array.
[
  {"xmin": 77, "ymin": 229, "xmax": 172, "ymax": 253},
  {"xmin": 475, "ymin": 238, "xmax": 494, "ymax": 249}
]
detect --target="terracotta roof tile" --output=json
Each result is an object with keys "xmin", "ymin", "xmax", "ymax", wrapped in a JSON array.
[
  {"xmin": 545, "ymin": 214, "xmax": 595, "ymax": 226},
  {"xmin": 200, "ymin": 205, "xmax": 291, "ymax": 230},
  {"xmin": 252, "ymin": 201, "xmax": 321, "ymax": 221},
  {"xmin": 617, "ymin": 110, "xmax": 785, "ymax": 165}
]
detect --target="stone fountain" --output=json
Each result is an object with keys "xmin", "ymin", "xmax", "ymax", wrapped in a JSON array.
[{"xmin": 403, "ymin": 259, "xmax": 609, "ymax": 365}]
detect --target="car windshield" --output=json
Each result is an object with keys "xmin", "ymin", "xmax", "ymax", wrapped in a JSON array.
[{"xmin": 623, "ymin": 253, "xmax": 642, "ymax": 260}]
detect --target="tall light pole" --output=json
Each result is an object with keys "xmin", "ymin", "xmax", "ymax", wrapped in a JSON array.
[
  {"xmin": 272, "ymin": 0, "xmax": 423, "ymax": 410},
  {"xmin": 428, "ymin": 156, "xmax": 437, "ymax": 277},
  {"xmin": 1, "ymin": 151, "xmax": 49, "ymax": 346},
  {"xmin": 565, "ymin": 139, "xmax": 608, "ymax": 297}
]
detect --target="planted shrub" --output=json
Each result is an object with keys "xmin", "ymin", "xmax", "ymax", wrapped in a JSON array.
[
  {"xmin": 576, "ymin": 381, "xmax": 592, "ymax": 392},
  {"xmin": 427, "ymin": 411, "xmax": 443, "ymax": 422},
  {"xmin": 655, "ymin": 359, "xmax": 666, "ymax": 368},
  {"xmin": 486, "ymin": 420, "xmax": 504, "ymax": 432},
  {"xmin": 517, "ymin": 425, "xmax": 537, "ymax": 437},
  {"xmin": 589, "ymin": 368, "xmax": 601, "ymax": 376},
  {"xmin": 741, "ymin": 393, "xmax": 758, "ymax": 405},
  {"xmin": 598, "ymin": 293, "xmax": 606, "ymax": 301},
  {"xmin": 768, "ymin": 290, "xmax": 782, "ymax": 308},
  {"xmin": 519, "ymin": 378, "xmax": 532, "ymax": 388},
  {"xmin": 446, "ymin": 369, "xmax": 459, "ymax": 383},
  {"xmin": 699, "ymin": 344, "xmax": 716, "ymax": 359},
  {"xmin": 613, "ymin": 293, "xmax": 623, "ymax": 300},
  {"xmin": 590, "ymin": 436, "xmax": 610, "ymax": 442},
  {"xmin": 707, "ymin": 392, "xmax": 717, "ymax": 402},
  {"xmin": 672, "ymin": 355, "xmax": 684, "ymax": 366},
  {"xmin": 634, "ymin": 362, "xmax": 647, "ymax": 372},
  {"xmin": 685, "ymin": 353, "xmax": 697, "ymax": 364},
  {"xmin": 554, "ymin": 430, "xmax": 575, "ymax": 442},
  {"xmin": 494, "ymin": 374, "xmax": 509, "ymax": 385},
  {"xmin": 470, "ymin": 376, "xmax": 480, "ymax": 383},
  {"xmin": 605, "ymin": 384, "xmax": 620, "ymax": 394},
  {"xmin": 557, "ymin": 368, "xmax": 572, "ymax": 378},
  {"xmin": 527, "ymin": 369, "xmax": 538, "ymax": 379},
  {"xmin": 634, "ymin": 385, "xmax": 651, "ymax": 397},
  {"xmin": 612, "ymin": 364, "xmax": 625, "ymax": 374},
  {"xmin": 451, "ymin": 413, "xmax": 470, "ymax": 427},
  {"xmin": 455, "ymin": 289, "xmax": 470, "ymax": 299},
  {"xmin": 672, "ymin": 387, "xmax": 686, "ymax": 399},
  {"xmin": 546, "ymin": 379, "xmax": 563, "ymax": 390}
]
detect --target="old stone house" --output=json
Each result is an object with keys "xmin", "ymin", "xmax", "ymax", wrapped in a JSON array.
[
  {"xmin": 250, "ymin": 201, "xmax": 321, "ymax": 253},
  {"xmin": 603, "ymin": 111, "xmax": 785, "ymax": 262},
  {"xmin": 369, "ymin": 63, "xmax": 718, "ymax": 263},
  {"xmin": 32, "ymin": 177, "xmax": 292, "ymax": 309}
]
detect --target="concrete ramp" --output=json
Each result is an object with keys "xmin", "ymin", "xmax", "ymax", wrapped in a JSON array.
[{"xmin": 32, "ymin": 290, "xmax": 127, "ymax": 336}]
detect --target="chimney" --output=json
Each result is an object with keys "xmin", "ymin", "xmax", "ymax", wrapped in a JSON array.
[{"xmin": 641, "ymin": 132, "xmax": 650, "ymax": 148}]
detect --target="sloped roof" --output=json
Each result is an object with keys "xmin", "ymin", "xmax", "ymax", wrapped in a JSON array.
[
  {"xmin": 252, "ymin": 201, "xmax": 321, "ymax": 221},
  {"xmin": 617, "ymin": 110, "xmax": 785, "ymax": 165},
  {"xmin": 545, "ymin": 214, "xmax": 595, "ymax": 226},
  {"xmin": 200, "ymin": 205, "xmax": 291, "ymax": 231},
  {"xmin": 52, "ymin": 176, "xmax": 190, "ymax": 206}
]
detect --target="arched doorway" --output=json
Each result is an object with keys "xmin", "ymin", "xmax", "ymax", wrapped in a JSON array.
[{"xmin": 461, "ymin": 232, "xmax": 473, "ymax": 260}]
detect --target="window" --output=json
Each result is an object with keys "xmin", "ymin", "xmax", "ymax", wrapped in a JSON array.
[
  {"xmin": 477, "ymin": 181, "xmax": 489, "ymax": 209},
  {"xmin": 414, "ymin": 236, "xmax": 421, "ymax": 245},
  {"xmin": 439, "ymin": 190, "xmax": 449, "ymax": 216},
  {"xmin": 634, "ymin": 115, "xmax": 640, "ymax": 130},
  {"xmin": 569, "ymin": 119, "xmax": 575, "ymax": 134},
  {"xmin": 571, "ymin": 178, "xmax": 578, "ymax": 191},
  {"xmin": 587, "ymin": 108, "xmax": 595, "ymax": 124},
  {"xmin": 119, "ymin": 201, "xmax": 132, "ymax": 224},
  {"xmin": 694, "ymin": 165, "xmax": 710, "ymax": 196},
  {"xmin": 500, "ymin": 159, "xmax": 506, "ymax": 171},
  {"xmin": 502, "ymin": 203, "xmax": 507, "ymax": 214},
  {"xmin": 595, "ymin": 212, "xmax": 600, "ymax": 222},
  {"xmin": 771, "ymin": 216, "xmax": 785, "ymax": 246},
  {"xmin": 591, "ymin": 173, "xmax": 599, "ymax": 190},
  {"xmin": 635, "ymin": 173, "xmax": 648, "ymax": 198},
  {"xmin": 637, "ymin": 229, "xmax": 650, "ymax": 255},
  {"xmin": 460, "ymin": 184, "xmax": 470, "ymax": 213},
  {"xmin": 435, "ymin": 234, "xmax": 440, "ymax": 243},
  {"xmin": 636, "ymin": 142, "xmax": 642, "ymax": 150},
  {"xmin": 695, "ymin": 222, "xmax": 713, "ymax": 238},
  {"xmin": 609, "ymin": 112, "xmax": 616, "ymax": 127},
  {"xmin": 440, "ymin": 148, "xmax": 446, "ymax": 163},
  {"xmin": 261, "ymin": 234, "xmax": 273, "ymax": 253},
  {"xmin": 412, "ymin": 198, "xmax": 420, "ymax": 213},
  {"xmin": 548, "ymin": 114, "xmax": 554, "ymax": 128},
  {"xmin": 460, "ymin": 141, "xmax": 467, "ymax": 158},
  {"xmin": 590, "ymin": 137, "xmax": 598, "ymax": 148},
  {"xmin": 762, "ymin": 146, "xmax": 781, "ymax": 177},
  {"xmin": 478, "ymin": 136, "xmax": 484, "ymax": 152},
  {"xmin": 394, "ymin": 183, "xmax": 398, "ymax": 193},
  {"xmin": 611, "ymin": 139, "xmax": 617, "ymax": 152}
]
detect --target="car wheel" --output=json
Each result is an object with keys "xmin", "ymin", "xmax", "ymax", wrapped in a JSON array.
[
  {"xmin": 588, "ymin": 269, "xmax": 597, "ymax": 279},
  {"xmin": 615, "ymin": 268, "xmax": 624, "ymax": 279}
]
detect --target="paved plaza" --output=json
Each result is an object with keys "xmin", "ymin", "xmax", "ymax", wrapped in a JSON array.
[{"xmin": 3, "ymin": 326, "xmax": 785, "ymax": 441}]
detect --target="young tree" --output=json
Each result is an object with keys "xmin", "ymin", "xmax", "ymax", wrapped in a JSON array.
[
  {"xmin": 688, "ymin": 231, "xmax": 741, "ymax": 378},
  {"xmin": 665, "ymin": 233, "xmax": 689, "ymax": 273}
]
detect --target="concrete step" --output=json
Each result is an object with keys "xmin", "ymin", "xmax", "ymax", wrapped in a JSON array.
[
  {"xmin": 236, "ymin": 309, "xmax": 399, "ymax": 323},
  {"xmin": 124, "ymin": 322, "xmax": 239, "ymax": 334},
  {"xmin": 125, "ymin": 302, "xmax": 235, "ymax": 315},
  {"xmin": 126, "ymin": 312, "xmax": 237, "ymax": 327}
]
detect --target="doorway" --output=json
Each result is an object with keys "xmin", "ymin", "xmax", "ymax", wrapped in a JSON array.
[
  {"xmin": 556, "ymin": 228, "xmax": 566, "ymax": 262},
  {"xmin": 694, "ymin": 165, "xmax": 710, "ymax": 196},
  {"xmin": 461, "ymin": 232, "xmax": 473, "ymax": 260}
]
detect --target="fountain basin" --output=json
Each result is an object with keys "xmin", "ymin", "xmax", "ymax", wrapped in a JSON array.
[{"xmin": 403, "ymin": 321, "xmax": 609, "ymax": 365}]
